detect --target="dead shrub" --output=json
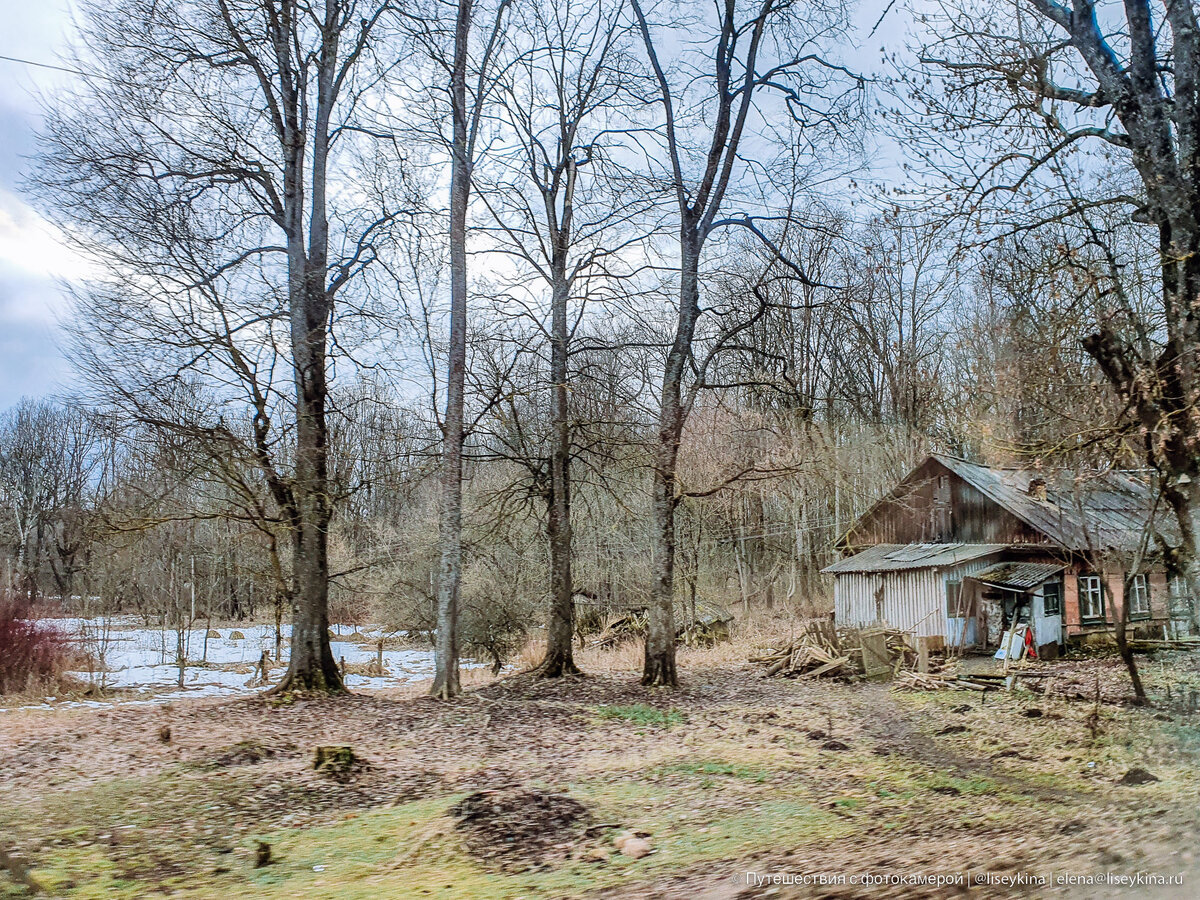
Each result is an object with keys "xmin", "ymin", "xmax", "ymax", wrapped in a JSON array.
[{"xmin": 0, "ymin": 595, "xmax": 79, "ymax": 694}]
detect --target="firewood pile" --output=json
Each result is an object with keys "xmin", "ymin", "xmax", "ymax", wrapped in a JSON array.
[
  {"xmin": 1128, "ymin": 637, "xmax": 1200, "ymax": 652},
  {"xmin": 893, "ymin": 667, "xmax": 1052, "ymax": 693},
  {"xmin": 589, "ymin": 608, "xmax": 732, "ymax": 649},
  {"xmin": 590, "ymin": 611, "xmax": 648, "ymax": 648},
  {"xmin": 752, "ymin": 642, "xmax": 851, "ymax": 679},
  {"xmin": 750, "ymin": 622, "xmax": 915, "ymax": 681}
]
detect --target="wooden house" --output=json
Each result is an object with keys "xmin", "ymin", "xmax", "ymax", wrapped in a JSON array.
[{"xmin": 822, "ymin": 455, "xmax": 1187, "ymax": 655}]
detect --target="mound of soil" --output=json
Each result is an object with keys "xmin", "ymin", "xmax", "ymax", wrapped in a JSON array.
[
  {"xmin": 1118, "ymin": 767, "xmax": 1160, "ymax": 785},
  {"xmin": 212, "ymin": 739, "xmax": 279, "ymax": 767},
  {"xmin": 450, "ymin": 788, "xmax": 590, "ymax": 870}
]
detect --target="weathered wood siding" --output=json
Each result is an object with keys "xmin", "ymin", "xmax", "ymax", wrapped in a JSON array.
[{"xmin": 843, "ymin": 458, "xmax": 1049, "ymax": 549}]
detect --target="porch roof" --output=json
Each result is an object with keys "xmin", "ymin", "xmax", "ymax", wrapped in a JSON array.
[
  {"xmin": 971, "ymin": 561, "xmax": 1066, "ymax": 591},
  {"xmin": 821, "ymin": 542, "xmax": 1008, "ymax": 574}
]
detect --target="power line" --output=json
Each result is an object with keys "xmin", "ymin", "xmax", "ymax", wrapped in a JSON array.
[
  {"xmin": 0, "ymin": 53, "xmax": 88, "ymax": 78},
  {"xmin": 0, "ymin": 52, "xmax": 277, "ymax": 120}
]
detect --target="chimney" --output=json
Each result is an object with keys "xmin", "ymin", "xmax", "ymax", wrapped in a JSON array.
[{"xmin": 1028, "ymin": 477, "xmax": 1047, "ymax": 502}]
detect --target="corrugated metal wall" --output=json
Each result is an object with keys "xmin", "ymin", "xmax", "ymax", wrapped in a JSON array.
[{"xmin": 833, "ymin": 556, "xmax": 1000, "ymax": 640}]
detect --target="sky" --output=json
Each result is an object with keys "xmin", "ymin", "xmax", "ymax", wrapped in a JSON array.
[
  {"xmin": 0, "ymin": 0, "xmax": 908, "ymax": 413},
  {"xmin": 0, "ymin": 0, "xmax": 84, "ymax": 410}
]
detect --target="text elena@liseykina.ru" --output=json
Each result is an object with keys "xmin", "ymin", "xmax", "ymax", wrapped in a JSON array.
[{"xmin": 744, "ymin": 870, "xmax": 1186, "ymax": 889}]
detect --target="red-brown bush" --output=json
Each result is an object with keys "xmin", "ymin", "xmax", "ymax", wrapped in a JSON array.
[{"xmin": 0, "ymin": 595, "xmax": 75, "ymax": 694}]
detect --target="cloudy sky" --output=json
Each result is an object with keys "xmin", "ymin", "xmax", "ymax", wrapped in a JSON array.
[
  {"xmin": 0, "ymin": 0, "xmax": 83, "ymax": 410},
  {"xmin": 0, "ymin": 0, "xmax": 907, "ymax": 412}
]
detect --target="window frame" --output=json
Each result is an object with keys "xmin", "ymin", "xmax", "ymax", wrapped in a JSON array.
[
  {"xmin": 945, "ymin": 579, "xmax": 963, "ymax": 618},
  {"xmin": 1078, "ymin": 573, "xmax": 1106, "ymax": 623},
  {"xmin": 1129, "ymin": 573, "xmax": 1151, "ymax": 620},
  {"xmin": 1042, "ymin": 580, "xmax": 1062, "ymax": 616}
]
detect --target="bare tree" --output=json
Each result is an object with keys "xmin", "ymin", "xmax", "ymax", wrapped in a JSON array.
[
  {"xmin": 629, "ymin": 0, "xmax": 861, "ymax": 685},
  {"xmin": 914, "ymin": 0, "xmax": 1200, "ymax": 624},
  {"xmin": 476, "ymin": 0, "xmax": 645, "ymax": 676},
  {"xmin": 36, "ymin": 0, "xmax": 402, "ymax": 692},
  {"xmin": 403, "ymin": 0, "xmax": 513, "ymax": 698}
]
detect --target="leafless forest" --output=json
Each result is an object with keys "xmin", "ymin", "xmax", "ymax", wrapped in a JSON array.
[{"xmin": 3, "ymin": 1, "xmax": 1200, "ymax": 897}]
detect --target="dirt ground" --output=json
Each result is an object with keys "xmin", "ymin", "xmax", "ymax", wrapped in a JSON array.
[{"xmin": 2, "ymin": 646, "xmax": 1200, "ymax": 899}]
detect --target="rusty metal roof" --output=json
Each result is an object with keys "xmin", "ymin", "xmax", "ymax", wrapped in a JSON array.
[
  {"xmin": 821, "ymin": 542, "xmax": 1008, "ymax": 574},
  {"xmin": 971, "ymin": 561, "xmax": 1065, "ymax": 591},
  {"xmin": 930, "ymin": 454, "xmax": 1173, "ymax": 553}
]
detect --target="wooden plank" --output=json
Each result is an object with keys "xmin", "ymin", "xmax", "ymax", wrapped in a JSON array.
[
  {"xmin": 861, "ymin": 631, "xmax": 892, "ymax": 681},
  {"xmin": 803, "ymin": 657, "xmax": 849, "ymax": 679},
  {"xmin": 916, "ymin": 636, "xmax": 932, "ymax": 674}
]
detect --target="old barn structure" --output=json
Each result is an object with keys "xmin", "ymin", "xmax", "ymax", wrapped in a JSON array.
[{"xmin": 823, "ymin": 455, "xmax": 1188, "ymax": 654}]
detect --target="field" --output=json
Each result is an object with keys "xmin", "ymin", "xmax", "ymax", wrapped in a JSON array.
[{"xmin": 2, "ymin": 635, "xmax": 1200, "ymax": 899}]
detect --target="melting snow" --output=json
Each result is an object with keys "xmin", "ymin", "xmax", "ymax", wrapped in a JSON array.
[{"xmin": 3, "ymin": 619, "xmax": 460, "ymax": 712}]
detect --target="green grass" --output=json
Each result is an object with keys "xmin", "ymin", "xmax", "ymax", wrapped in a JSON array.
[
  {"xmin": 918, "ymin": 774, "xmax": 1000, "ymax": 796},
  {"xmin": 658, "ymin": 759, "xmax": 770, "ymax": 784},
  {"xmin": 592, "ymin": 704, "xmax": 686, "ymax": 728}
]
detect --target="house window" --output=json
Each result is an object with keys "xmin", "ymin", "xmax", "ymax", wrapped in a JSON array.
[
  {"xmin": 1042, "ymin": 581, "xmax": 1062, "ymax": 616},
  {"xmin": 1079, "ymin": 574, "xmax": 1105, "ymax": 622},
  {"xmin": 1129, "ymin": 574, "xmax": 1151, "ymax": 619},
  {"xmin": 945, "ymin": 580, "xmax": 963, "ymax": 617}
]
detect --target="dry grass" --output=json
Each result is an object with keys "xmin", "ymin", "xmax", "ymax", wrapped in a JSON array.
[
  {"xmin": 513, "ymin": 609, "xmax": 810, "ymax": 679},
  {"xmin": 6, "ymin": 622, "xmax": 1200, "ymax": 899}
]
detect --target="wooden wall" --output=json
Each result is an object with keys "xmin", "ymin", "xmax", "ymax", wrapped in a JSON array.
[{"xmin": 843, "ymin": 458, "xmax": 1050, "ymax": 549}]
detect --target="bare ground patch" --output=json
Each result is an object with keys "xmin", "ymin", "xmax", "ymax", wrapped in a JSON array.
[{"xmin": 1, "ymin": 651, "xmax": 1199, "ymax": 898}]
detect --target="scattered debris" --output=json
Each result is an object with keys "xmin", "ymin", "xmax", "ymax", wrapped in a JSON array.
[
  {"xmin": 677, "ymin": 615, "xmax": 732, "ymax": 648},
  {"xmin": 893, "ymin": 668, "xmax": 1053, "ymax": 694},
  {"xmin": 1127, "ymin": 638, "xmax": 1200, "ymax": 652},
  {"xmin": 158, "ymin": 725, "xmax": 171, "ymax": 743},
  {"xmin": 936, "ymin": 725, "xmax": 968, "ymax": 736},
  {"xmin": 591, "ymin": 608, "xmax": 732, "ymax": 650},
  {"xmin": 591, "ymin": 612, "xmax": 648, "ymax": 649},
  {"xmin": 255, "ymin": 841, "xmax": 272, "ymax": 868},
  {"xmin": 450, "ymin": 789, "xmax": 590, "ymax": 870}
]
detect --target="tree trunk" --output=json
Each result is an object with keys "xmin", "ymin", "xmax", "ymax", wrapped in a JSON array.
[
  {"xmin": 273, "ymin": 302, "xmax": 343, "ymax": 691},
  {"xmin": 645, "ymin": 443, "xmax": 680, "ymax": 687},
  {"xmin": 431, "ymin": 0, "xmax": 474, "ymax": 700},
  {"xmin": 1114, "ymin": 573, "xmax": 1148, "ymax": 705},
  {"xmin": 270, "ymin": 24, "xmax": 343, "ymax": 694},
  {"xmin": 643, "ymin": 228, "xmax": 702, "ymax": 688},
  {"xmin": 536, "ymin": 252, "xmax": 580, "ymax": 676}
]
